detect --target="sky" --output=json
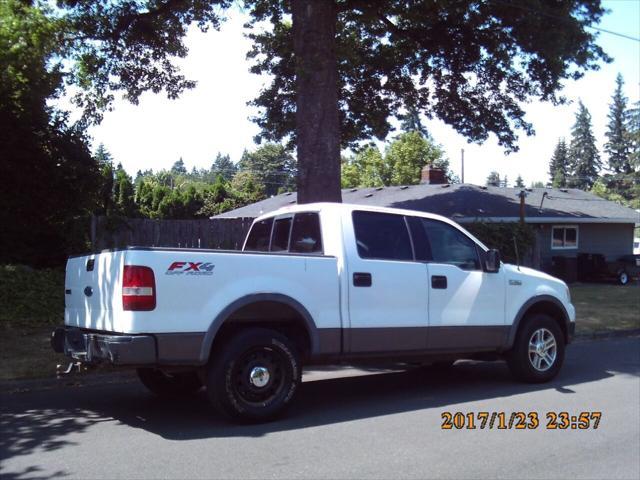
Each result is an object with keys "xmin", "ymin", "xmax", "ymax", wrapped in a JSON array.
[{"xmin": 85, "ymin": 0, "xmax": 640, "ymax": 186}]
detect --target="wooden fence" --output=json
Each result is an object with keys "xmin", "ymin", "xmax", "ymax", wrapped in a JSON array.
[{"xmin": 91, "ymin": 216, "xmax": 254, "ymax": 251}]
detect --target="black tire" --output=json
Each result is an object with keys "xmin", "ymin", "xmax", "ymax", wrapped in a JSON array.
[
  {"xmin": 507, "ymin": 314, "xmax": 565, "ymax": 383},
  {"xmin": 206, "ymin": 328, "xmax": 301, "ymax": 423},
  {"xmin": 137, "ymin": 368, "xmax": 202, "ymax": 397},
  {"xmin": 618, "ymin": 270, "xmax": 629, "ymax": 285}
]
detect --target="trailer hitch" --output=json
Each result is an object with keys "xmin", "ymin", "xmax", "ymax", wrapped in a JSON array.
[{"xmin": 56, "ymin": 361, "xmax": 83, "ymax": 378}]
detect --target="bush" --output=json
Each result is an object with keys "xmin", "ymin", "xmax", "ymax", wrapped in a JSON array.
[
  {"xmin": 0, "ymin": 265, "xmax": 64, "ymax": 329},
  {"xmin": 465, "ymin": 222, "xmax": 536, "ymax": 265}
]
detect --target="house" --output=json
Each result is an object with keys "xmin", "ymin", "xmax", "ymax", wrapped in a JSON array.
[{"xmin": 215, "ymin": 168, "xmax": 639, "ymax": 280}]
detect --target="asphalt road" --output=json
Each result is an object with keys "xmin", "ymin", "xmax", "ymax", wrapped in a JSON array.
[{"xmin": 1, "ymin": 337, "xmax": 639, "ymax": 480}]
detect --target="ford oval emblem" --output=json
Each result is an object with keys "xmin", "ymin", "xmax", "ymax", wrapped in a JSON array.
[{"xmin": 84, "ymin": 286, "xmax": 93, "ymax": 297}]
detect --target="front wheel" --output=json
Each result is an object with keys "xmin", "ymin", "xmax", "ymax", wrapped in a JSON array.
[
  {"xmin": 507, "ymin": 314, "xmax": 565, "ymax": 383},
  {"xmin": 206, "ymin": 328, "xmax": 301, "ymax": 423}
]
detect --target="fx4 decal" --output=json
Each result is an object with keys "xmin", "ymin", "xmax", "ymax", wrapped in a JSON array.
[{"xmin": 166, "ymin": 261, "xmax": 215, "ymax": 276}]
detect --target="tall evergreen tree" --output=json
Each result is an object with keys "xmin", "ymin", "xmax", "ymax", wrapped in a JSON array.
[
  {"xmin": 238, "ymin": 144, "xmax": 296, "ymax": 196},
  {"xmin": 113, "ymin": 163, "xmax": 137, "ymax": 217},
  {"xmin": 210, "ymin": 153, "xmax": 237, "ymax": 181},
  {"xmin": 568, "ymin": 102, "xmax": 601, "ymax": 189},
  {"xmin": 549, "ymin": 138, "xmax": 569, "ymax": 187},
  {"xmin": 398, "ymin": 105, "xmax": 429, "ymax": 138},
  {"xmin": 604, "ymin": 74, "xmax": 631, "ymax": 174},
  {"xmin": 515, "ymin": 175, "xmax": 525, "ymax": 188},
  {"xmin": 627, "ymin": 101, "xmax": 640, "ymax": 171},
  {"xmin": 171, "ymin": 157, "xmax": 187, "ymax": 175}
]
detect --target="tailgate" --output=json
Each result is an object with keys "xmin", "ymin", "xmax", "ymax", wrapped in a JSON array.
[{"xmin": 65, "ymin": 251, "xmax": 127, "ymax": 332}]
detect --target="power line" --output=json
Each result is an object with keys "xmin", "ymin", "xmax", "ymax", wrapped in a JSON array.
[{"xmin": 487, "ymin": 0, "xmax": 640, "ymax": 43}]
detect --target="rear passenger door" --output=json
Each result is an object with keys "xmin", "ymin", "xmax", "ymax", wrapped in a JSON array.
[
  {"xmin": 407, "ymin": 217, "xmax": 506, "ymax": 351},
  {"xmin": 346, "ymin": 211, "xmax": 428, "ymax": 353}
]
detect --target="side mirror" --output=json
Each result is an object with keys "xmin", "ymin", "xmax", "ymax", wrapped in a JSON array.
[{"xmin": 485, "ymin": 249, "xmax": 501, "ymax": 273}]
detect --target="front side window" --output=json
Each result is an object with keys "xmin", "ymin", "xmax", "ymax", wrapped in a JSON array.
[
  {"xmin": 552, "ymin": 226, "xmax": 578, "ymax": 249},
  {"xmin": 244, "ymin": 218, "xmax": 273, "ymax": 251},
  {"xmin": 290, "ymin": 213, "xmax": 323, "ymax": 253},
  {"xmin": 352, "ymin": 211, "xmax": 413, "ymax": 261},
  {"xmin": 271, "ymin": 217, "xmax": 292, "ymax": 252},
  {"xmin": 418, "ymin": 218, "xmax": 480, "ymax": 270}
]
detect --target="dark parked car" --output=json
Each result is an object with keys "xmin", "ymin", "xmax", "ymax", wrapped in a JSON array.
[{"xmin": 577, "ymin": 253, "xmax": 640, "ymax": 285}]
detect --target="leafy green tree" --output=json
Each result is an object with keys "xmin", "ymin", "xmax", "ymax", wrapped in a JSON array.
[
  {"xmin": 515, "ymin": 175, "xmax": 525, "ymax": 188},
  {"xmin": 568, "ymin": 101, "xmax": 601, "ymax": 189},
  {"xmin": 0, "ymin": 0, "xmax": 101, "ymax": 266},
  {"xmin": 604, "ymin": 74, "xmax": 632, "ymax": 174},
  {"xmin": 530, "ymin": 181, "xmax": 545, "ymax": 188},
  {"xmin": 230, "ymin": 171, "xmax": 267, "ymax": 203},
  {"xmin": 486, "ymin": 171, "xmax": 501, "ymax": 187},
  {"xmin": 210, "ymin": 153, "xmax": 237, "ymax": 181},
  {"xmin": 549, "ymin": 139, "xmax": 569, "ymax": 187},
  {"xmin": 353, "ymin": 145, "xmax": 388, "ymax": 187},
  {"xmin": 238, "ymin": 144, "xmax": 296, "ymax": 196},
  {"xmin": 48, "ymin": 0, "xmax": 608, "ymax": 204},
  {"xmin": 386, "ymin": 131, "xmax": 445, "ymax": 186}
]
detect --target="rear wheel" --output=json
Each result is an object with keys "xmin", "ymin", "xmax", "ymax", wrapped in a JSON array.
[
  {"xmin": 507, "ymin": 314, "xmax": 565, "ymax": 383},
  {"xmin": 137, "ymin": 368, "xmax": 202, "ymax": 397},
  {"xmin": 618, "ymin": 270, "xmax": 629, "ymax": 285},
  {"xmin": 206, "ymin": 328, "xmax": 301, "ymax": 423}
]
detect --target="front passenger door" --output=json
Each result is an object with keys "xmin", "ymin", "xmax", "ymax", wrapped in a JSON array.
[{"xmin": 408, "ymin": 217, "xmax": 506, "ymax": 351}]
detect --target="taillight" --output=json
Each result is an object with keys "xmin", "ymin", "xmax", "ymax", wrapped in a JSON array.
[{"xmin": 122, "ymin": 266, "xmax": 156, "ymax": 311}]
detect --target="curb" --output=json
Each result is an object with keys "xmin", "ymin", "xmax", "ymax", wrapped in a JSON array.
[{"xmin": 573, "ymin": 328, "xmax": 640, "ymax": 342}]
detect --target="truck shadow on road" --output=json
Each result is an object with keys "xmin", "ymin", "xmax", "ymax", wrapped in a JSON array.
[{"xmin": 1, "ymin": 337, "xmax": 639, "ymax": 476}]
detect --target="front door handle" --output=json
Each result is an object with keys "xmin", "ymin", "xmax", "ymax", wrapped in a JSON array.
[
  {"xmin": 431, "ymin": 275, "xmax": 447, "ymax": 289},
  {"xmin": 353, "ymin": 272, "xmax": 372, "ymax": 287}
]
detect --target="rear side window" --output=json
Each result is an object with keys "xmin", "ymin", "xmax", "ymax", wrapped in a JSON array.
[
  {"xmin": 352, "ymin": 211, "xmax": 413, "ymax": 261},
  {"xmin": 271, "ymin": 217, "xmax": 292, "ymax": 252},
  {"xmin": 244, "ymin": 218, "xmax": 273, "ymax": 251},
  {"xmin": 419, "ymin": 218, "xmax": 480, "ymax": 270},
  {"xmin": 290, "ymin": 213, "xmax": 323, "ymax": 253}
]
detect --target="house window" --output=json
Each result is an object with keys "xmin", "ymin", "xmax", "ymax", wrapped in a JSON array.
[{"xmin": 551, "ymin": 226, "xmax": 578, "ymax": 249}]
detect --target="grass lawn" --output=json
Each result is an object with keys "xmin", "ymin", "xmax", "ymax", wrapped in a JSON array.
[{"xmin": 571, "ymin": 283, "xmax": 640, "ymax": 335}]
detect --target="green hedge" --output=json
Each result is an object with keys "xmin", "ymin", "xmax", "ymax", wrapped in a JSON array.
[
  {"xmin": 0, "ymin": 265, "xmax": 65, "ymax": 329},
  {"xmin": 465, "ymin": 222, "xmax": 536, "ymax": 265}
]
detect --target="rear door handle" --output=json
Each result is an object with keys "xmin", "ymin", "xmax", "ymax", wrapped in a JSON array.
[
  {"xmin": 431, "ymin": 275, "xmax": 447, "ymax": 289},
  {"xmin": 353, "ymin": 272, "xmax": 372, "ymax": 287}
]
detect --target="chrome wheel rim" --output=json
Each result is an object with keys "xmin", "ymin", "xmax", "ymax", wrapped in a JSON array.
[
  {"xmin": 528, "ymin": 328, "xmax": 557, "ymax": 372},
  {"xmin": 620, "ymin": 272, "xmax": 628, "ymax": 284},
  {"xmin": 232, "ymin": 347, "xmax": 286, "ymax": 405}
]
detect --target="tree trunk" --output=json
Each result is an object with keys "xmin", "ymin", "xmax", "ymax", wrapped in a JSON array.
[{"xmin": 292, "ymin": 0, "xmax": 342, "ymax": 204}]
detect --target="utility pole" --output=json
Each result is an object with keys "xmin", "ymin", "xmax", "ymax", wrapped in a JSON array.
[{"xmin": 461, "ymin": 148, "xmax": 465, "ymax": 184}]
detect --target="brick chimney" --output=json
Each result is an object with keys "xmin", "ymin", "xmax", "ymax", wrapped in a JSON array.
[{"xmin": 421, "ymin": 165, "xmax": 447, "ymax": 184}]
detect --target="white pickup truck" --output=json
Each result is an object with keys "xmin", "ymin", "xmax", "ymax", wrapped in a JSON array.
[{"xmin": 52, "ymin": 203, "xmax": 575, "ymax": 421}]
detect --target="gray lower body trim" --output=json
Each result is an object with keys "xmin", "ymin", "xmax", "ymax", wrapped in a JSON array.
[
  {"xmin": 317, "ymin": 328, "xmax": 342, "ymax": 354},
  {"xmin": 427, "ymin": 326, "xmax": 509, "ymax": 351},
  {"xmin": 349, "ymin": 327, "xmax": 427, "ymax": 353},
  {"xmin": 344, "ymin": 326, "xmax": 509, "ymax": 355},
  {"xmin": 155, "ymin": 333, "xmax": 206, "ymax": 365}
]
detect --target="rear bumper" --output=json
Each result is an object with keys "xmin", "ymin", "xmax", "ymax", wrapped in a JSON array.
[{"xmin": 51, "ymin": 327, "xmax": 156, "ymax": 366}]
